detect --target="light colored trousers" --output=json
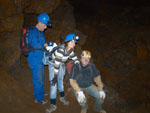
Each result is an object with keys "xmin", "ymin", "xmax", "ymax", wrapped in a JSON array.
[{"xmin": 48, "ymin": 61, "xmax": 65, "ymax": 99}]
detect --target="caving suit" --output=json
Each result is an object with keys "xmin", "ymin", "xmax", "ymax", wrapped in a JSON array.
[{"xmin": 27, "ymin": 26, "xmax": 46, "ymax": 102}]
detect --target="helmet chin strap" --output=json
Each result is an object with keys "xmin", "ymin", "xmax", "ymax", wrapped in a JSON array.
[
  {"xmin": 36, "ymin": 23, "xmax": 41, "ymax": 30},
  {"xmin": 66, "ymin": 46, "xmax": 72, "ymax": 52}
]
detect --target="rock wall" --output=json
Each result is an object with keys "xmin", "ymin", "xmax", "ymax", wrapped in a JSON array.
[
  {"xmin": 0, "ymin": 0, "xmax": 86, "ymax": 68},
  {"xmin": 72, "ymin": 1, "xmax": 150, "ymax": 111},
  {"xmin": 1, "ymin": 0, "xmax": 150, "ymax": 113}
]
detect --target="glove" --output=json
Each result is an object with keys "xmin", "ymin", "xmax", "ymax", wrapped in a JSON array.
[
  {"xmin": 46, "ymin": 42, "xmax": 57, "ymax": 52},
  {"xmin": 99, "ymin": 91, "xmax": 106, "ymax": 100},
  {"xmin": 46, "ymin": 46, "xmax": 53, "ymax": 52},
  {"xmin": 51, "ymin": 76, "xmax": 57, "ymax": 86},
  {"xmin": 73, "ymin": 60, "xmax": 80, "ymax": 64},
  {"xmin": 77, "ymin": 91, "xmax": 85, "ymax": 104},
  {"xmin": 53, "ymin": 43, "xmax": 57, "ymax": 47}
]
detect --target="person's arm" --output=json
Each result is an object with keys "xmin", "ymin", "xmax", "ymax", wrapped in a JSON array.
[
  {"xmin": 69, "ymin": 63, "xmax": 81, "ymax": 92},
  {"xmin": 69, "ymin": 50, "xmax": 79, "ymax": 64},
  {"xmin": 53, "ymin": 48, "xmax": 64, "ymax": 76},
  {"xmin": 90, "ymin": 63, "xmax": 104, "ymax": 91},
  {"xmin": 69, "ymin": 65, "xmax": 85, "ymax": 104},
  {"xmin": 94, "ymin": 75, "xmax": 104, "ymax": 91},
  {"xmin": 94, "ymin": 75, "xmax": 106, "ymax": 100},
  {"xmin": 51, "ymin": 48, "xmax": 64, "ymax": 86},
  {"xmin": 70, "ymin": 79, "xmax": 81, "ymax": 92},
  {"xmin": 92, "ymin": 63, "xmax": 106, "ymax": 100}
]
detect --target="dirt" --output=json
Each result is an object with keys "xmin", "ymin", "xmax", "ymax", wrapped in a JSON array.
[{"xmin": 0, "ymin": 56, "xmax": 123, "ymax": 113}]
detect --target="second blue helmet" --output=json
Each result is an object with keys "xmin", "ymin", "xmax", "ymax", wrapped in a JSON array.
[
  {"xmin": 37, "ymin": 13, "xmax": 51, "ymax": 26},
  {"xmin": 64, "ymin": 33, "xmax": 79, "ymax": 43}
]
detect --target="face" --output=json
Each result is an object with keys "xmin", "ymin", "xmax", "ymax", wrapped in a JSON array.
[
  {"xmin": 67, "ymin": 40, "xmax": 75, "ymax": 49},
  {"xmin": 38, "ymin": 21, "xmax": 47, "ymax": 31},
  {"xmin": 81, "ymin": 57, "xmax": 90, "ymax": 67}
]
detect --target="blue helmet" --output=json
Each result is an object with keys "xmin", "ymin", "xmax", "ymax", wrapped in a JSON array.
[
  {"xmin": 64, "ymin": 33, "xmax": 79, "ymax": 43},
  {"xmin": 37, "ymin": 13, "xmax": 51, "ymax": 26}
]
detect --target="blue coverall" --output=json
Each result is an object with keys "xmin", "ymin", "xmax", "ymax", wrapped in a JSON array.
[{"xmin": 27, "ymin": 26, "xmax": 46, "ymax": 102}]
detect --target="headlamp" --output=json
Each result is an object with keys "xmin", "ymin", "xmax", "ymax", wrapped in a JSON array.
[
  {"xmin": 73, "ymin": 36, "xmax": 79, "ymax": 40},
  {"xmin": 47, "ymin": 20, "xmax": 52, "ymax": 27}
]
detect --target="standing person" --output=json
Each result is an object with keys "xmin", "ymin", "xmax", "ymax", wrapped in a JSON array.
[
  {"xmin": 69, "ymin": 50, "xmax": 106, "ymax": 113},
  {"xmin": 46, "ymin": 33, "xmax": 80, "ymax": 113},
  {"xmin": 27, "ymin": 13, "xmax": 51, "ymax": 104}
]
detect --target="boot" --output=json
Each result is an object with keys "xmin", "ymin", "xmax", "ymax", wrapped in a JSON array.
[
  {"xmin": 59, "ymin": 97, "xmax": 69, "ymax": 105},
  {"xmin": 45, "ymin": 104, "xmax": 57, "ymax": 113},
  {"xmin": 99, "ymin": 109, "xmax": 106, "ymax": 113},
  {"xmin": 81, "ymin": 108, "xmax": 87, "ymax": 113},
  {"xmin": 34, "ymin": 100, "xmax": 47, "ymax": 105}
]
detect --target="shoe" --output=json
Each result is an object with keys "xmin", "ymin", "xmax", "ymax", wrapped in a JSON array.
[
  {"xmin": 99, "ymin": 109, "xmax": 106, "ymax": 113},
  {"xmin": 34, "ymin": 100, "xmax": 48, "ymax": 105},
  {"xmin": 81, "ymin": 108, "xmax": 87, "ymax": 113},
  {"xmin": 44, "ymin": 93, "xmax": 48, "ymax": 96},
  {"xmin": 46, "ymin": 104, "xmax": 57, "ymax": 113},
  {"xmin": 59, "ymin": 97, "xmax": 69, "ymax": 105}
]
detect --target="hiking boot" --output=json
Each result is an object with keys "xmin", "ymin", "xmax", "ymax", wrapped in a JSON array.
[
  {"xmin": 46, "ymin": 104, "xmax": 57, "ymax": 113},
  {"xmin": 34, "ymin": 100, "xmax": 47, "ymax": 105},
  {"xmin": 81, "ymin": 108, "xmax": 87, "ymax": 113},
  {"xmin": 99, "ymin": 109, "xmax": 106, "ymax": 113},
  {"xmin": 59, "ymin": 97, "xmax": 69, "ymax": 105}
]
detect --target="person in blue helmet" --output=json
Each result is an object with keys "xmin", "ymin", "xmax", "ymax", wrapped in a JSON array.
[
  {"xmin": 27, "ymin": 13, "xmax": 51, "ymax": 104},
  {"xmin": 45, "ymin": 33, "xmax": 80, "ymax": 113}
]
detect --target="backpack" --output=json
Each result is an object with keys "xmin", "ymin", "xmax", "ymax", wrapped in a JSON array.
[
  {"xmin": 43, "ymin": 44, "xmax": 65, "ymax": 65},
  {"xmin": 67, "ymin": 61, "xmax": 93, "ymax": 75},
  {"xmin": 67, "ymin": 60, "xmax": 74, "ymax": 74},
  {"xmin": 20, "ymin": 27, "xmax": 42, "ymax": 56}
]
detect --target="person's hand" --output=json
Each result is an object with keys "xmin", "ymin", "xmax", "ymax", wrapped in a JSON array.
[
  {"xmin": 77, "ymin": 91, "xmax": 85, "ymax": 104},
  {"xmin": 99, "ymin": 91, "xmax": 106, "ymax": 100},
  {"xmin": 44, "ymin": 43, "xmax": 48, "ymax": 47},
  {"xmin": 51, "ymin": 76, "xmax": 57, "ymax": 86}
]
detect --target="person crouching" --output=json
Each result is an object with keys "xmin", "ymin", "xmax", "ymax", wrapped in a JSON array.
[{"xmin": 69, "ymin": 50, "xmax": 106, "ymax": 113}]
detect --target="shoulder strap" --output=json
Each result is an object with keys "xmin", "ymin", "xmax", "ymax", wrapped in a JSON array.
[
  {"xmin": 46, "ymin": 44, "xmax": 64, "ymax": 57},
  {"xmin": 30, "ymin": 27, "xmax": 39, "ymax": 39},
  {"xmin": 70, "ymin": 63, "xmax": 79, "ymax": 78},
  {"xmin": 89, "ymin": 63, "xmax": 93, "ymax": 73},
  {"xmin": 28, "ymin": 27, "xmax": 44, "ymax": 51},
  {"xmin": 53, "ymin": 44, "xmax": 64, "ymax": 52},
  {"xmin": 78, "ymin": 63, "xmax": 82, "ymax": 72},
  {"xmin": 58, "ymin": 44, "xmax": 65, "ymax": 50},
  {"xmin": 54, "ymin": 44, "xmax": 65, "ymax": 53}
]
